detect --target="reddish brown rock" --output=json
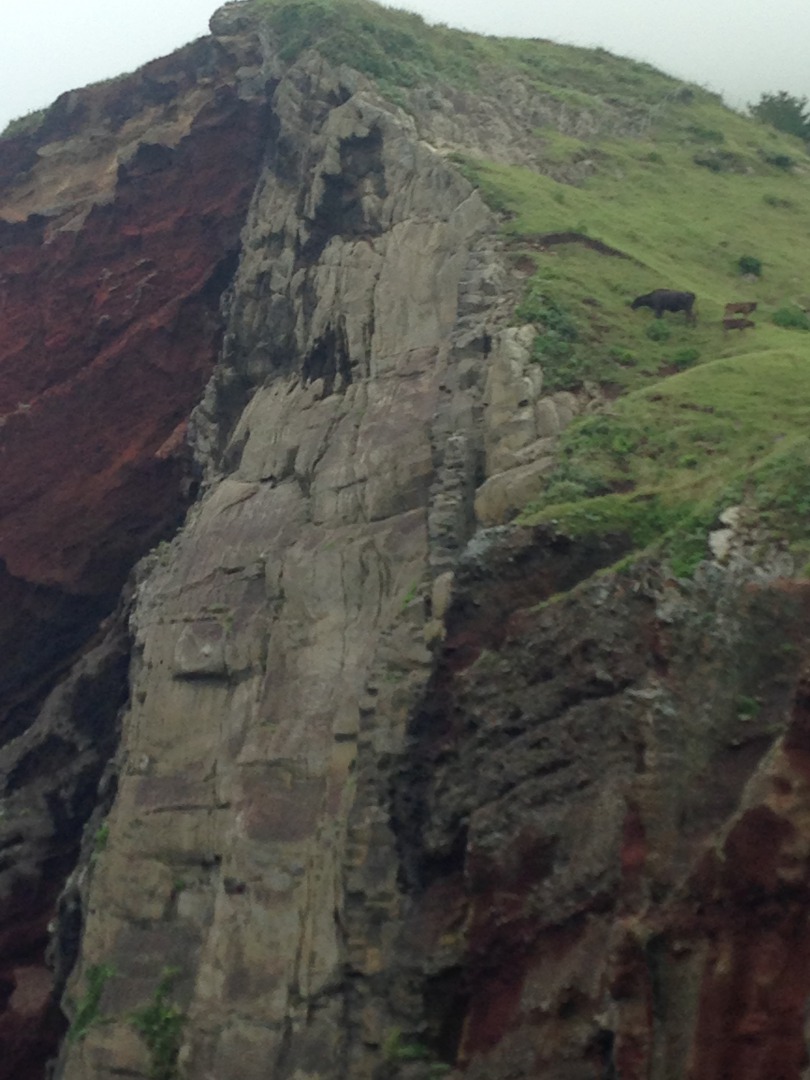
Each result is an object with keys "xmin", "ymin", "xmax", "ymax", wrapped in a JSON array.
[
  {"xmin": 0, "ymin": 33, "xmax": 270, "ymax": 1080},
  {"xmin": 0, "ymin": 75, "xmax": 267, "ymax": 594},
  {"xmin": 383, "ymin": 538, "xmax": 810, "ymax": 1080}
]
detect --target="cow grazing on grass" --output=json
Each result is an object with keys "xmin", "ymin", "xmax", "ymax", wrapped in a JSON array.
[
  {"xmin": 631, "ymin": 289, "xmax": 696, "ymax": 323},
  {"xmin": 723, "ymin": 317, "xmax": 755, "ymax": 333},
  {"xmin": 724, "ymin": 301, "xmax": 757, "ymax": 317}
]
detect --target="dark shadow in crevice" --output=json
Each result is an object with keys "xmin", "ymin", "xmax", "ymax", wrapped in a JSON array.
[{"xmin": 302, "ymin": 324, "xmax": 353, "ymax": 397}]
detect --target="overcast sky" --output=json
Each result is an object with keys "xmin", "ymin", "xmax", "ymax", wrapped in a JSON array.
[{"xmin": 1, "ymin": 0, "xmax": 809, "ymax": 133}]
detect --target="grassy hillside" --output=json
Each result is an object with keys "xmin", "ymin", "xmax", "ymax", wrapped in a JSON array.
[
  {"xmin": 239, "ymin": 0, "xmax": 810, "ymax": 573},
  {"xmin": 454, "ymin": 93, "xmax": 810, "ymax": 570}
]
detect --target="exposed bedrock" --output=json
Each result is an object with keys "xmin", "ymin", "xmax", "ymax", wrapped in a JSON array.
[
  {"xmin": 0, "ymin": 30, "xmax": 272, "ymax": 1078},
  {"xmin": 5, "ymin": 10, "xmax": 810, "ymax": 1080},
  {"xmin": 384, "ymin": 549, "xmax": 810, "ymax": 1080},
  {"xmin": 0, "ymin": 604, "xmax": 130, "ymax": 1080},
  {"xmin": 52, "ymin": 25, "xmax": 509, "ymax": 1079}
]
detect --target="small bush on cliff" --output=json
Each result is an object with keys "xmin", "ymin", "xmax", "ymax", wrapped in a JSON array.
[
  {"xmin": 384, "ymin": 1031, "xmax": 431, "ymax": 1061},
  {"xmin": 671, "ymin": 347, "xmax": 700, "ymax": 370},
  {"xmin": 68, "ymin": 963, "xmax": 115, "ymax": 1043},
  {"xmin": 749, "ymin": 439, "xmax": 810, "ymax": 540},
  {"xmin": 516, "ymin": 285, "xmax": 598, "ymax": 389},
  {"xmin": 130, "ymin": 968, "xmax": 186, "ymax": 1080}
]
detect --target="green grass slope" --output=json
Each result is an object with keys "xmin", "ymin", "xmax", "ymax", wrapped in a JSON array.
[{"xmin": 456, "ymin": 98, "xmax": 810, "ymax": 570}]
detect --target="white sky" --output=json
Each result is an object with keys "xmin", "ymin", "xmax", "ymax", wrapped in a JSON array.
[{"xmin": 1, "ymin": 0, "xmax": 809, "ymax": 133}]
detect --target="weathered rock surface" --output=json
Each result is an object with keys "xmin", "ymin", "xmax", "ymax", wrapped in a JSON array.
[
  {"xmin": 52, "ymin": 26, "xmax": 504, "ymax": 1073},
  {"xmin": 0, "ymin": 29, "xmax": 270, "ymax": 1078},
  {"xmin": 1, "ymin": 7, "xmax": 810, "ymax": 1080},
  {"xmin": 386, "ymin": 539, "xmax": 810, "ymax": 1080}
]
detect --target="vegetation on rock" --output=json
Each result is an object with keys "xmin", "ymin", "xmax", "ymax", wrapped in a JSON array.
[
  {"xmin": 0, "ymin": 106, "xmax": 48, "ymax": 139},
  {"xmin": 129, "ymin": 969, "xmax": 186, "ymax": 1080},
  {"xmin": 67, "ymin": 963, "xmax": 115, "ymax": 1044},
  {"xmin": 247, "ymin": 0, "xmax": 686, "ymax": 108}
]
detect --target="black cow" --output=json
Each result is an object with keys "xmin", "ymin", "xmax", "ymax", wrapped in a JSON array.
[{"xmin": 631, "ymin": 289, "xmax": 696, "ymax": 323}]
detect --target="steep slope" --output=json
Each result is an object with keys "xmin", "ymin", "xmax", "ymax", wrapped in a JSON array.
[{"xmin": 1, "ymin": 2, "xmax": 810, "ymax": 1080}]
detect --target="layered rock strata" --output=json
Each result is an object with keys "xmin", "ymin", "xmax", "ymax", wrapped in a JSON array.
[{"xmin": 1, "ymin": 7, "xmax": 809, "ymax": 1080}]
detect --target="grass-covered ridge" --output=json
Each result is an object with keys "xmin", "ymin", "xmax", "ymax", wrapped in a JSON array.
[
  {"xmin": 245, "ymin": 0, "xmax": 694, "ymax": 109},
  {"xmin": 239, "ymin": 0, "xmax": 810, "ymax": 572},
  {"xmin": 482, "ymin": 115, "xmax": 810, "ymax": 569}
]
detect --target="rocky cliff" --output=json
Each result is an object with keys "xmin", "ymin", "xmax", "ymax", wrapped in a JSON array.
[{"xmin": 2, "ymin": 3, "xmax": 810, "ymax": 1079}]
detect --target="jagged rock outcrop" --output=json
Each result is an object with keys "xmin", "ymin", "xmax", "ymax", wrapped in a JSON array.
[
  {"xmin": 387, "ymin": 539, "xmax": 810, "ymax": 1080},
  {"xmin": 1, "ymin": 6, "xmax": 810, "ymax": 1080},
  {"xmin": 51, "ymin": 20, "xmax": 505, "ymax": 1075}
]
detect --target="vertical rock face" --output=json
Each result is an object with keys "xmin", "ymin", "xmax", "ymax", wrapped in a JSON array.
[
  {"xmin": 53, "ymin": 24, "xmax": 505, "ymax": 1073},
  {"xmin": 387, "ymin": 547, "xmax": 810, "ymax": 1080},
  {"xmin": 2, "ymin": 9, "xmax": 810, "ymax": 1080},
  {"xmin": 0, "ymin": 30, "xmax": 270, "ymax": 1080}
]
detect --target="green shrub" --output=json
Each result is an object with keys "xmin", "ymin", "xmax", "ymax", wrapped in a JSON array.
[
  {"xmin": 693, "ymin": 149, "xmax": 746, "ymax": 173},
  {"xmin": 687, "ymin": 124, "xmax": 725, "ymax": 143},
  {"xmin": 130, "ymin": 969, "xmax": 185, "ymax": 1080},
  {"xmin": 750, "ymin": 440, "xmax": 810, "ymax": 535},
  {"xmin": 760, "ymin": 150, "xmax": 796, "ymax": 169},
  {"xmin": 749, "ymin": 90, "xmax": 810, "ymax": 140},
  {"xmin": 665, "ymin": 505, "xmax": 717, "ymax": 577},
  {"xmin": 645, "ymin": 321, "xmax": 671, "ymax": 342},
  {"xmin": 737, "ymin": 254, "xmax": 762, "ymax": 276},
  {"xmin": 383, "ymin": 1029, "xmax": 432, "ymax": 1062},
  {"xmin": 679, "ymin": 453, "xmax": 700, "ymax": 469},
  {"xmin": 736, "ymin": 695, "xmax": 760, "ymax": 719},
  {"xmin": 517, "ymin": 287, "xmax": 589, "ymax": 386},
  {"xmin": 1, "ymin": 107, "xmax": 47, "ymax": 139},
  {"xmin": 672, "ymin": 349, "xmax": 700, "ymax": 372},
  {"xmin": 537, "ymin": 455, "xmax": 613, "ymax": 506},
  {"xmin": 608, "ymin": 346, "xmax": 636, "ymax": 366},
  {"xmin": 771, "ymin": 306, "xmax": 810, "ymax": 330}
]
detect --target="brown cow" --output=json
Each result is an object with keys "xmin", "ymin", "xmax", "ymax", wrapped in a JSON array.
[
  {"xmin": 724, "ymin": 301, "xmax": 757, "ymax": 317},
  {"xmin": 723, "ymin": 317, "xmax": 755, "ymax": 332}
]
